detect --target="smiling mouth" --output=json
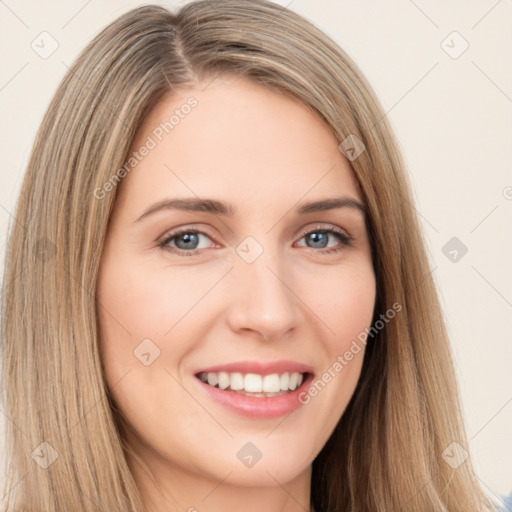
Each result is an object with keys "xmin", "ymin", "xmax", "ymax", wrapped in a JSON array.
[{"xmin": 195, "ymin": 371, "xmax": 311, "ymax": 398}]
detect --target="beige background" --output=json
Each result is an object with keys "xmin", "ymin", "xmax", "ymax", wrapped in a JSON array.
[{"xmin": 0, "ymin": 0, "xmax": 511, "ymax": 507}]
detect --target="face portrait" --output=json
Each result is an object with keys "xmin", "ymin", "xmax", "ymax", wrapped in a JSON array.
[{"xmin": 96, "ymin": 74, "xmax": 376, "ymax": 508}]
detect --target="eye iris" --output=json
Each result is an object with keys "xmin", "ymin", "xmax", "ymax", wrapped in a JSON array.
[
  {"xmin": 307, "ymin": 232, "xmax": 328, "ymax": 248},
  {"xmin": 175, "ymin": 232, "xmax": 199, "ymax": 250}
]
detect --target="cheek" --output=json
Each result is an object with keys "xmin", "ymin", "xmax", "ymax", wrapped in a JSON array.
[
  {"xmin": 332, "ymin": 271, "xmax": 376, "ymax": 346},
  {"xmin": 298, "ymin": 260, "xmax": 375, "ymax": 403},
  {"xmin": 97, "ymin": 257, "xmax": 194, "ymax": 344},
  {"xmin": 96, "ymin": 256, "xmax": 162, "ymax": 382},
  {"xmin": 96, "ymin": 257, "xmax": 196, "ymax": 430},
  {"xmin": 301, "ymin": 258, "xmax": 376, "ymax": 345},
  {"xmin": 96, "ymin": 254, "xmax": 216, "ymax": 393}
]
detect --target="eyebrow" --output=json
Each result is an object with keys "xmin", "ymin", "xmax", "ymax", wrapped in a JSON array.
[{"xmin": 135, "ymin": 196, "xmax": 367, "ymax": 223}]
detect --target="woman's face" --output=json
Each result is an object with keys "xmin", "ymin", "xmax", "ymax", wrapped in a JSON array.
[{"xmin": 97, "ymin": 74, "xmax": 376, "ymax": 499}]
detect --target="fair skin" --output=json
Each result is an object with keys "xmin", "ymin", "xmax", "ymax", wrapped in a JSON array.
[{"xmin": 97, "ymin": 74, "xmax": 376, "ymax": 512}]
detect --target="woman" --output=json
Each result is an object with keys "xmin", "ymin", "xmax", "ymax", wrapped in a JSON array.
[{"xmin": 0, "ymin": 1, "xmax": 498, "ymax": 510}]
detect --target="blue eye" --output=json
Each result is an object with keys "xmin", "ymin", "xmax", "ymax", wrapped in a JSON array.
[
  {"xmin": 302, "ymin": 229, "xmax": 352, "ymax": 253},
  {"xmin": 159, "ymin": 229, "xmax": 213, "ymax": 256},
  {"xmin": 159, "ymin": 224, "xmax": 353, "ymax": 257},
  {"xmin": 297, "ymin": 225, "xmax": 353, "ymax": 254}
]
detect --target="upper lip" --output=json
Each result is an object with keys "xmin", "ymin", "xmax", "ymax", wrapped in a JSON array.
[{"xmin": 195, "ymin": 360, "xmax": 314, "ymax": 377}]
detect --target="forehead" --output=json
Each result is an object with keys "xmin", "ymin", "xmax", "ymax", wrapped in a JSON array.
[{"xmin": 117, "ymin": 75, "xmax": 362, "ymax": 213}]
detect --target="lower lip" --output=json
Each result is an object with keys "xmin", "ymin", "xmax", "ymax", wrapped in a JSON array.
[{"xmin": 195, "ymin": 373, "xmax": 314, "ymax": 419}]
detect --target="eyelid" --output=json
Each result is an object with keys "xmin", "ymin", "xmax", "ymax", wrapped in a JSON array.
[
  {"xmin": 159, "ymin": 222, "xmax": 350, "ymax": 240},
  {"xmin": 297, "ymin": 223, "xmax": 350, "ymax": 238}
]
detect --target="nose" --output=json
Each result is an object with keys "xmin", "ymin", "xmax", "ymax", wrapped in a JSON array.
[{"xmin": 226, "ymin": 250, "xmax": 299, "ymax": 341}]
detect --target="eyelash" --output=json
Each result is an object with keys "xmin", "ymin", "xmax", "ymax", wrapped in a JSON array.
[{"xmin": 158, "ymin": 224, "xmax": 353, "ymax": 257}]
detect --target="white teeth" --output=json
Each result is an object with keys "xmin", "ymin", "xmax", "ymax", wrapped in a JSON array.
[
  {"xmin": 280, "ymin": 372, "xmax": 289, "ymax": 391},
  {"xmin": 263, "ymin": 373, "xmax": 281, "ymax": 392},
  {"xmin": 230, "ymin": 372, "xmax": 244, "ymax": 391},
  {"xmin": 289, "ymin": 372, "xmax": 299, "ymax": 391},
  {"xmin": 217, "ymin": 372, "xmax": 230, "ymax": 390},
  {"xmin": 207, "ymin": 373, "xmax": 218, "ymax": 387},
  {"xmin": 244, "ymin": 373, "xmax": 263, "ymax": 392},
  {"xmin": 198, "ymin": 371, "xmax": 306, "ymax": 393}
]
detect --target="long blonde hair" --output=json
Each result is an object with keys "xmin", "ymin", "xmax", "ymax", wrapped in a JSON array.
[{"xmin": 0, "ymin": 1, "xmax": 497, "ymax": 510}]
